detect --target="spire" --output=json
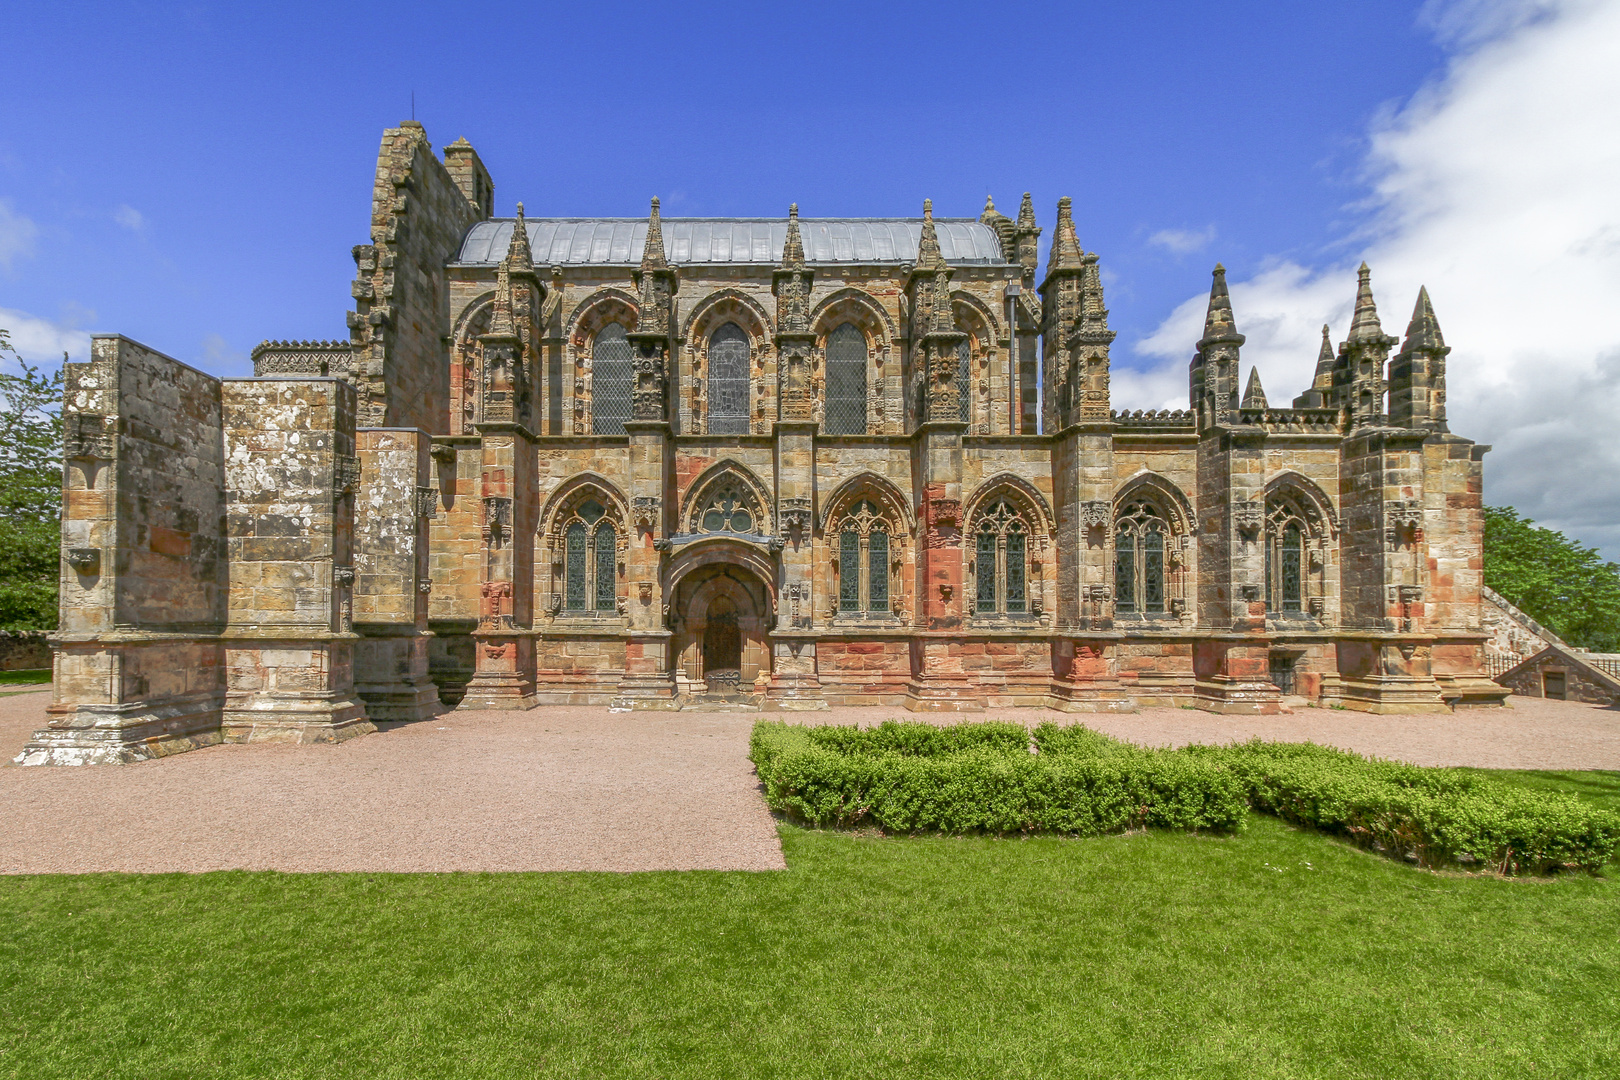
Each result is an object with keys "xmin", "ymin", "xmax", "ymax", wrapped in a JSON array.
[
  {"xmin": 1048, "ymin": 196, "xmax": 1083, "ymax": 273},
  {"xmin": 640, "ymin": 196, "xmax": 667, "ymax": 271},
  {"xmin": 916, "ymin": 198, "xmax": 945, "ymax": 270},
  {"xmin": 782, "ymin": 203, "xmax": 805, "ymax": 269},
  {"xmin": 1347, "ymin": 261, "xmax": 1384, "ymax": 342},
  {"xmin": 1401, "ymin": 285, "xmax": 1446, "ymax": 353},
  {"xmin": 1198, "ymin": 263, "xmax": 1244, "ymax": 348},
  {"xmin": 1017, "ymin": 192, "xmax": 1038, "ymax": 233},
  {"xmin": 504, "ymin": 201, "xmax": 534, "ymax": 274},
  {"xmin": 1241, "ymin": 367, "xmax": 1268, "ymax": 410},
  {"xmin": 486, "ymin": 259, "xmax": 514, "ymax": 337}
]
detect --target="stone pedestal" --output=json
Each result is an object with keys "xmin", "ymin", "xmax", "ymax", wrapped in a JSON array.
[
  {"xmin": 1193, "ymin": 635, "xmax": 1282, "ymax": 714},
  {"xmin": 219, "ymin": 637, "xmax": 375, "ymax": 743},
  {"xmin": 612, "ymin": 631, "xmax": 679, "ymax": 709},
  {"xmin": 460, "ymin": 632, "xmax": 538, "ymax": 709},
  {"xmin": 763, "ymin": 635, "xmax": 827, "ymax": 710},
  {"xmin": 1333, "ymin": 635, "xmax": 1451, "ymax": 713},
  {"xmin": 1046, "ymin": 636, "xmax": 1136, "ymax": 712}
]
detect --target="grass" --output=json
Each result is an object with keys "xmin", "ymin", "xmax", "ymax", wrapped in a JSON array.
[
  {"xmin": 1471, "ymin": 769, "xmax": 1620, "ymax": 814},
  {"xmin": 0, "ymin": 669, "xmax": 49, "ymax": 686},
  {"xmin": 2, "ymin": 815, "xmax": 1618, "ymax": 1079}
]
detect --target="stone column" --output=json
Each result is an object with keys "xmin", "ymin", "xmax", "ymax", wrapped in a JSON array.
[
  {"xmin": 904, "ymin": 421, "xmax": 981, "ymax": 711},
  {"xmin": 766, "ymin": 421, "xmax": 824, "ymax": 708},
  {"xmin": 614, "ymin": 419, "xmax": 678, "ymax": 708},
  {"xmin": 460, "ymin": 430, "xmax": 538, "ymax": 709}
]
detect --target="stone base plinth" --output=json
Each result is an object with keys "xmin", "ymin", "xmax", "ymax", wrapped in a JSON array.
[
  {"xmin": 221, "ymin": 696, "xmax": 374, "ymax": 744},
  {"xmin": 1192, "ymin": 677, "xmax": 1284, "ymax": 714},
  {"xmin": 902, "ymin": 679, "xmax": 985, "ymax": 712},
  {"xmin": 13, "ymin": 694, "xmax": 225, "ymax": 766}
]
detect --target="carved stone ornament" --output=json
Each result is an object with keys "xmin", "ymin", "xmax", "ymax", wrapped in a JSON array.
[
  {"xmin": 1086, "ymin": 584, "xmax": 1110, "ymax": 602},
  {"xmin": 653, "ymin": 537, "xmax": 673, "ymax": 553},
  {"xmin": 332, "ymin": 566, "xmax": 356, "ymax": 587},
  {"xmin": 333, "ymin": 453, "xmax": 361, "ymax": 496},
  {"xmin": 418, "ymin": 579, "xmax": 433, "ymax": 594},
  {"xmin": 1385, "ymin": 500, "xmax": 1423, "ymax": 546},
  {"xmin": 939, "ymin": 583, "xmax": 954, "ymax": 602},
  {"xmin": 638, "ymin": 580, "xmax": 654, "ymax": 604},
  {"xmin": 1080, "ymin": 500, "xmax": 1111, "ymax": 529},
  {"xmin": 548, "ymin": 593, "xmax": 563, "ymax": 616},
  {"xmin": 63, "ymin": 413, "xmax": 117, "ymax": 460},
  {"xmin": 1233, "ymin": 500, "xmax": 1264, "ymax": 537},
  {"xmin": 1240, "ymin": 583, "xmax": 1261, "ymax": 601},
  {"xmin": 429, "ymin": 442, "xmax": 457, "ymax": 464},
  {"xmin": 928, "ymin": 498, "xmax": 962, "ymax": 530},
  {"xmin": 416, "ymin": 487, "xmax": 439, "ymax": 518},
  {"xmin": 779, "ymin": 496, "xmax": 812, "ymax": 534},
  {"xmin": 65, "ymin": 547, "xmax": 100, "ymax": 572},
  {"xmin": 483, "ymin": 496, "xmax": 512, "ymax": 547},
  {"xmin": 1398, "ymin": 584, "xmax": 1424, "ymax": 604},
  {"xmin": 617, "ymin": 596, "xmax": 628, "ymax": 617},
  {"xmin": 632, "ymin": 496, "xmax": 661, "ymax": 530}
]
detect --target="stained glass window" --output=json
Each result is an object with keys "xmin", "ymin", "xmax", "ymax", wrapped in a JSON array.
[
  {"xmin": 708, "ymin": 322, "xmax": 750, "ymax": 434},
  {"xmin": 1144, "ymin": 530, "xmax": 1165, "ymax": 613},
  {"xmin": 565, "ymin": 522, "xmax": 587, "ymax": 610},
  {"xmin": 957, "ymin": 339, "xmax": 972, "ymax": 423},
  {"xmin": 593, "ymin": 524, "xmax": 616, "ymax": 611},
  {"xmin": 868, "ymin": 529, "xmax": 889, "ymax": 612},
  {"xmin": 977, "ymin": 531, "xmax": 998, "ymax": 612},
  {"xmin": 840, "ymin": 529, "xmax": 860, "ymax": 612},
  {"xmin": 1115, "ymin": 529, "xmax": 1136, "ymax": 613},
  {"xmin": 1005, "ymin": 530, "xmax": 1026, "ymax": 614},
  {"xmin": 1282, "ymin": 523, "xmax": 1303, "ymax": 612},
  {"xmin": 592, "ymin": 323, "xmax": 632, "ymax": 435},
  {"xmin": 825, "ymin": 324, "xmax": 867, "ymax": 435}
]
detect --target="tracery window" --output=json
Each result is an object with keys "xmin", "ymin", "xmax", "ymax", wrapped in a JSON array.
[
  {"xmin": 562, "ymin": 499, "xmax": 618, "ymax": 612},
  {"xmin": 1265, "ymin": 505, "xmax": 1305, "ymax": 614},
  {"xmin": 973, "ymin": 500, "xmax": 1029, "ymax": 615},
  {"xmin": 591, "ymin": 323, "xmax": 633, "ymax": 435},
  {"xmin": 1114, "ymin": 502, "xmax": 1169, "ymax": 614},
  {"xmin": 824, "ymin": 324, "xmax": 868, "ymax": 435},
  {"xmin": 834, "ymin": 500, "xmax": 891, "ymax": 614},
  {"xmin": 707, "ymin": 322, "xmax": 750, "ymax": 434},
  {"xmin": 691, "ymin": 475, "xmax": 766, "ymax": 536}
]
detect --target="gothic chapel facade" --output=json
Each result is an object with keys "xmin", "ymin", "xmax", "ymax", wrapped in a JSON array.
[{"xmin": 24, "ymin": 123, "xmax": 1507, "ymax": 764}]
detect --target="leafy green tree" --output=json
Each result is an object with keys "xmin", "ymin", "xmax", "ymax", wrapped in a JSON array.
[
  {"xmin": 0, "ymin": 329, "xmax": 63, "ymax": 632},
  {"xmin": 1484, "ymin": 506, "xmax": 1620, "ymax": 653}
]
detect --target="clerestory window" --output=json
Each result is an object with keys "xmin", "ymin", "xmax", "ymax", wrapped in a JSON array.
[
  {"xmin": 824, "ymin": 323, "xmax": 868, "ymax": 435},
  {"xmin": 708, "ymin": 322, "xmax": 750, "ymax": 434},
  {"xmin": 591, "ymin": 323, "xmax": 633, "ymax": 434}
]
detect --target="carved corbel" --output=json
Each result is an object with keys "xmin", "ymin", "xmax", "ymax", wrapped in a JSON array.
[
  {"xmin": 65, "ymin": 548, "xmax": 100, "ymax": 573},
  {"xmin": 482, "ymin": 496, "xmax": 512, "ymax": 548},
  {"xmin": 632, "ymin": 496, "xmax": 662, "ymax": 531},
  {"xmin": 63, "ymin": 414, "xmax": 118, "ymax": 460},
  {"xmin": 1233, "ymin": 500, "xmax": 1264, "ymax": 539},
  {"xmin": 416, "ymin": 487, "xmax": 439, "ymax": 518}
]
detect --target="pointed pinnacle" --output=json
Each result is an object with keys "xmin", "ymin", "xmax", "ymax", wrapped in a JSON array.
[
  {"xmin": 916, "ymin": 198, "xmax": 944, "ymax": 269},
  {"xmin": 1241, "ymin": 366, "xmax": 1268, "ymax": 410},
  {"xmin": 781, "ymin": 202, "xmax": 805, "ymax": 268},
  {"xmin": 1347, "ymin": 261, "xmax": 1385, "ymax": 343},
  {"xmin": 1017, "ymin": 192, "xmax": 1037, "ymax": 232},
  {"xmin": 641, "ymin": 196, "xmax": 667, "ymax": 270},
  {"xmin": 505, "ymin": 200, "xmax": 533, "ymax": 271},
  {"xmin": 1402, "ymin": 285, "xmax": 1447, "ymax": 353},
  {"xmin": 1048, "ymin": 196, "xmax": 1083, "ymax": 273},
  {"xmin": 487, "ymin": 258, "xmax": 515, "ymax": 336},
  {"xmin": 1198, "ymin": 263, "xmax": 1244, "ymax": 348}
]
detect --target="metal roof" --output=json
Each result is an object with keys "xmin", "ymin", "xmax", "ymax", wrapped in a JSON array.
[{"xmin": 454, "ymin": 218, "xmax": 1007, "ymax": 267}]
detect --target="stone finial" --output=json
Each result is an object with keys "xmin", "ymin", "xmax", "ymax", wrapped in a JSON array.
[
  {"xmin": 782, "ymin": 203, "xmax": 805, "ymax": 268},
  {"xmin": 1198, "ymin": 263, "xmax": 1245, "ymax": 349},
  {"xmin": 505, "ymin": 201, "xmax": 534, "ymax": 273},
  {"xmin": 1347, "ymin": 261, "xmax": 1386, "ymax": 343},
  {"xmin": 486, "ymin": 259, "xmax": 515, "ymax": 337},
  {"xmin": 1314, "ymin": 325, "xmax": 1335, "ymax": 384},
  {"xmin": 1241, "ymin": 366, "xmax": 1268, "ymax": 410},
  {"xmin": 1017, "ymin": 192, "xmax": 1038, "ymax": 233},
  {"xmin": 979, "ymin": 194, "xmax": 1014, "ymax": 261},
  {"xmin": 641, "ymin": 197, "xmax": 668, "ymax": 271},
  {"xmin": 1401, "ymin": 285, "xmax": 1447, "ymax": 353},
  {"xmin": 1048, "ymin": 196, "xmax": 1083, "ymax": 273},
  {"xmin": 916, "ymin": 198, "xmax": 945, "ymax": 270}
]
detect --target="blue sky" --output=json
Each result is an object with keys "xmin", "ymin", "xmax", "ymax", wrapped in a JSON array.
[{"xmin": 3, "ymin": 1, "xmax": 1619, "ymax": 556}]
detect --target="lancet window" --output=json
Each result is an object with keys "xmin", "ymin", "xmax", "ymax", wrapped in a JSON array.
[
  {"xmin": 1114, "ymin": 502, "xmax": 1170, "ymax": 614},
  {"xmin": 972, "ymin": 500, "xmax": 1030, "ymax": 616},
  {"xmin": 1265, "ymin": 503, "xmax": 1307, "ymax": 614},
  {"xmin": 707, "ymin": 323, "xmax": 750, "ymax": 434},
  {"xmin": 834, "ymin": 500, "xmax": 892, "ymax": 615},
  {"xmin": 591, "ymin": 323, "xmax": 633, "ymax": 434},
  {"xmin": 824, "ymin": 324, "xmax": 868, "ymax": 435},
  {"xmin": 956, "ymin": 339, "xmax": 973, "ymax": 423}
]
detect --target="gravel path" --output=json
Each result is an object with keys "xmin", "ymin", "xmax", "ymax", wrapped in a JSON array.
[{"xmin": 3, "ymin": 690, "xmax": 1616, "ymax": 874}]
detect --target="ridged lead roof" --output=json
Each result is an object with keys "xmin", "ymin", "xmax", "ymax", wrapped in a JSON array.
[{"xmin": 454, "ymin": 218, "xmax": 1006, "ymax": 267}]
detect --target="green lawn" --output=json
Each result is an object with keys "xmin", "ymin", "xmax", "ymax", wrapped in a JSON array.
[
  {"xmin": 0, "ymin": 669, "xmax": 49, "ymax": 685},
  {"xmin": 3, "ymin": 809, "xmax": 1618, "ymax": 1079}
]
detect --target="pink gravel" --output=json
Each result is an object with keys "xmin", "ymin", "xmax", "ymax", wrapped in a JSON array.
[{"xmin": 3, "ymin": 689, "xmax": 1616, "ymax": 874}]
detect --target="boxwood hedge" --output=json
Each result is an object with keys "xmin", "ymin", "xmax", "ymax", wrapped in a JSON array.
[{"xmin": 750, "ymin": 720, "xmax": 1620, "ymax": 875}]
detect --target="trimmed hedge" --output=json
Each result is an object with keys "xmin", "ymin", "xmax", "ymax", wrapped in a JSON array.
[
  {"xmin": 1186, "ymin": 740, "xmax": 1620, "ymax": 875},
  {"xmin": 750, "ymin": 720, "xmax": 1620, "ymax": 875},
  {"xmin": 750, "ymin": 720, "xmax": 1248, "ymax": 837}
]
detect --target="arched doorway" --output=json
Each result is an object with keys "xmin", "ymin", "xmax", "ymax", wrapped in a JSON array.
[
  {"xmin": 669, "ymin": 563, "xmax": 772, "ymax": 696},
  {"xmin": 703, "ymin": 596, "xmax": 743, "ymax": 689}
]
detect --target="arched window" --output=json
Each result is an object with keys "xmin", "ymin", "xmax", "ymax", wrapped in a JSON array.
[
  {"xmin": 973, "ymin": 500, "xmax": 1030, "ymax": 616},
  {"xmin": 591, "ymin": 323, "xmax": 632, "ymax": 435},
  {"xmin": 708, "ymin": 322, "xmax": 750, "ymax": 434},
  {"xmin": 824, "ymin": 323, "xmax": 868, "ymax": 435},
  {"xmin": 956, "ymin": 338, "xmax": 972, "ymax": 423},
  {"xmin": 1114, "ymin": 501, "xmax": 1169, "ymax": 614},
  {"xmin": 565, "ymin": 522, "xmax": 588, "ymax": 610},
  {"xmin": 833, "ymin": 500, "xmax": 894, "ymax": 616},
  {"xmin": 594, "ymin": 523, "xmax": 617, "ymax": 611},
  {"xmin": 1265, "ymin": 518, "xmax": 1304, "ymax": 613}
]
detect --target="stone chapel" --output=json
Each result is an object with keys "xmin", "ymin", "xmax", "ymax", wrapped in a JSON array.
[{"xmin": 21, "ymin": 121, "xmax": 1508, "ymax": 765}]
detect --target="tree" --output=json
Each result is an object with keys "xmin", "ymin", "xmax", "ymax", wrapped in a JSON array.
[
  {"xmin": 1484, "ymin": 506, "xmax": 1620, "ymax": 653},
  {"xmin": 0, "ymin": 329, "xmax": 63, "ymax": 632}
]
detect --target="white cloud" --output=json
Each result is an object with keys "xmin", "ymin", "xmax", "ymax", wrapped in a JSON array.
[
  {"xmin": 112, "ymin": 204, "xmax": 145, "ymax": 231},
  {"xmin": 1126, "ymin": 0, "xmax": 1620, "ymax": 558},
  {"xmin": 1146, "ymin": 225, "xmax": 1216, "ymax": 255},
  {"xmin": 0, "ymin": 305, "xmax": 93, "ymax": 367},
  {"xmin": 0, "ymin": 199, "xmax": 39, "ymax": 270}
]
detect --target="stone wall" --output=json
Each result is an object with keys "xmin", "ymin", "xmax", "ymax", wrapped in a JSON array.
[{"xmin": 1498, "ymin": 648, "xmax": 1619, "ymax": 705}]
